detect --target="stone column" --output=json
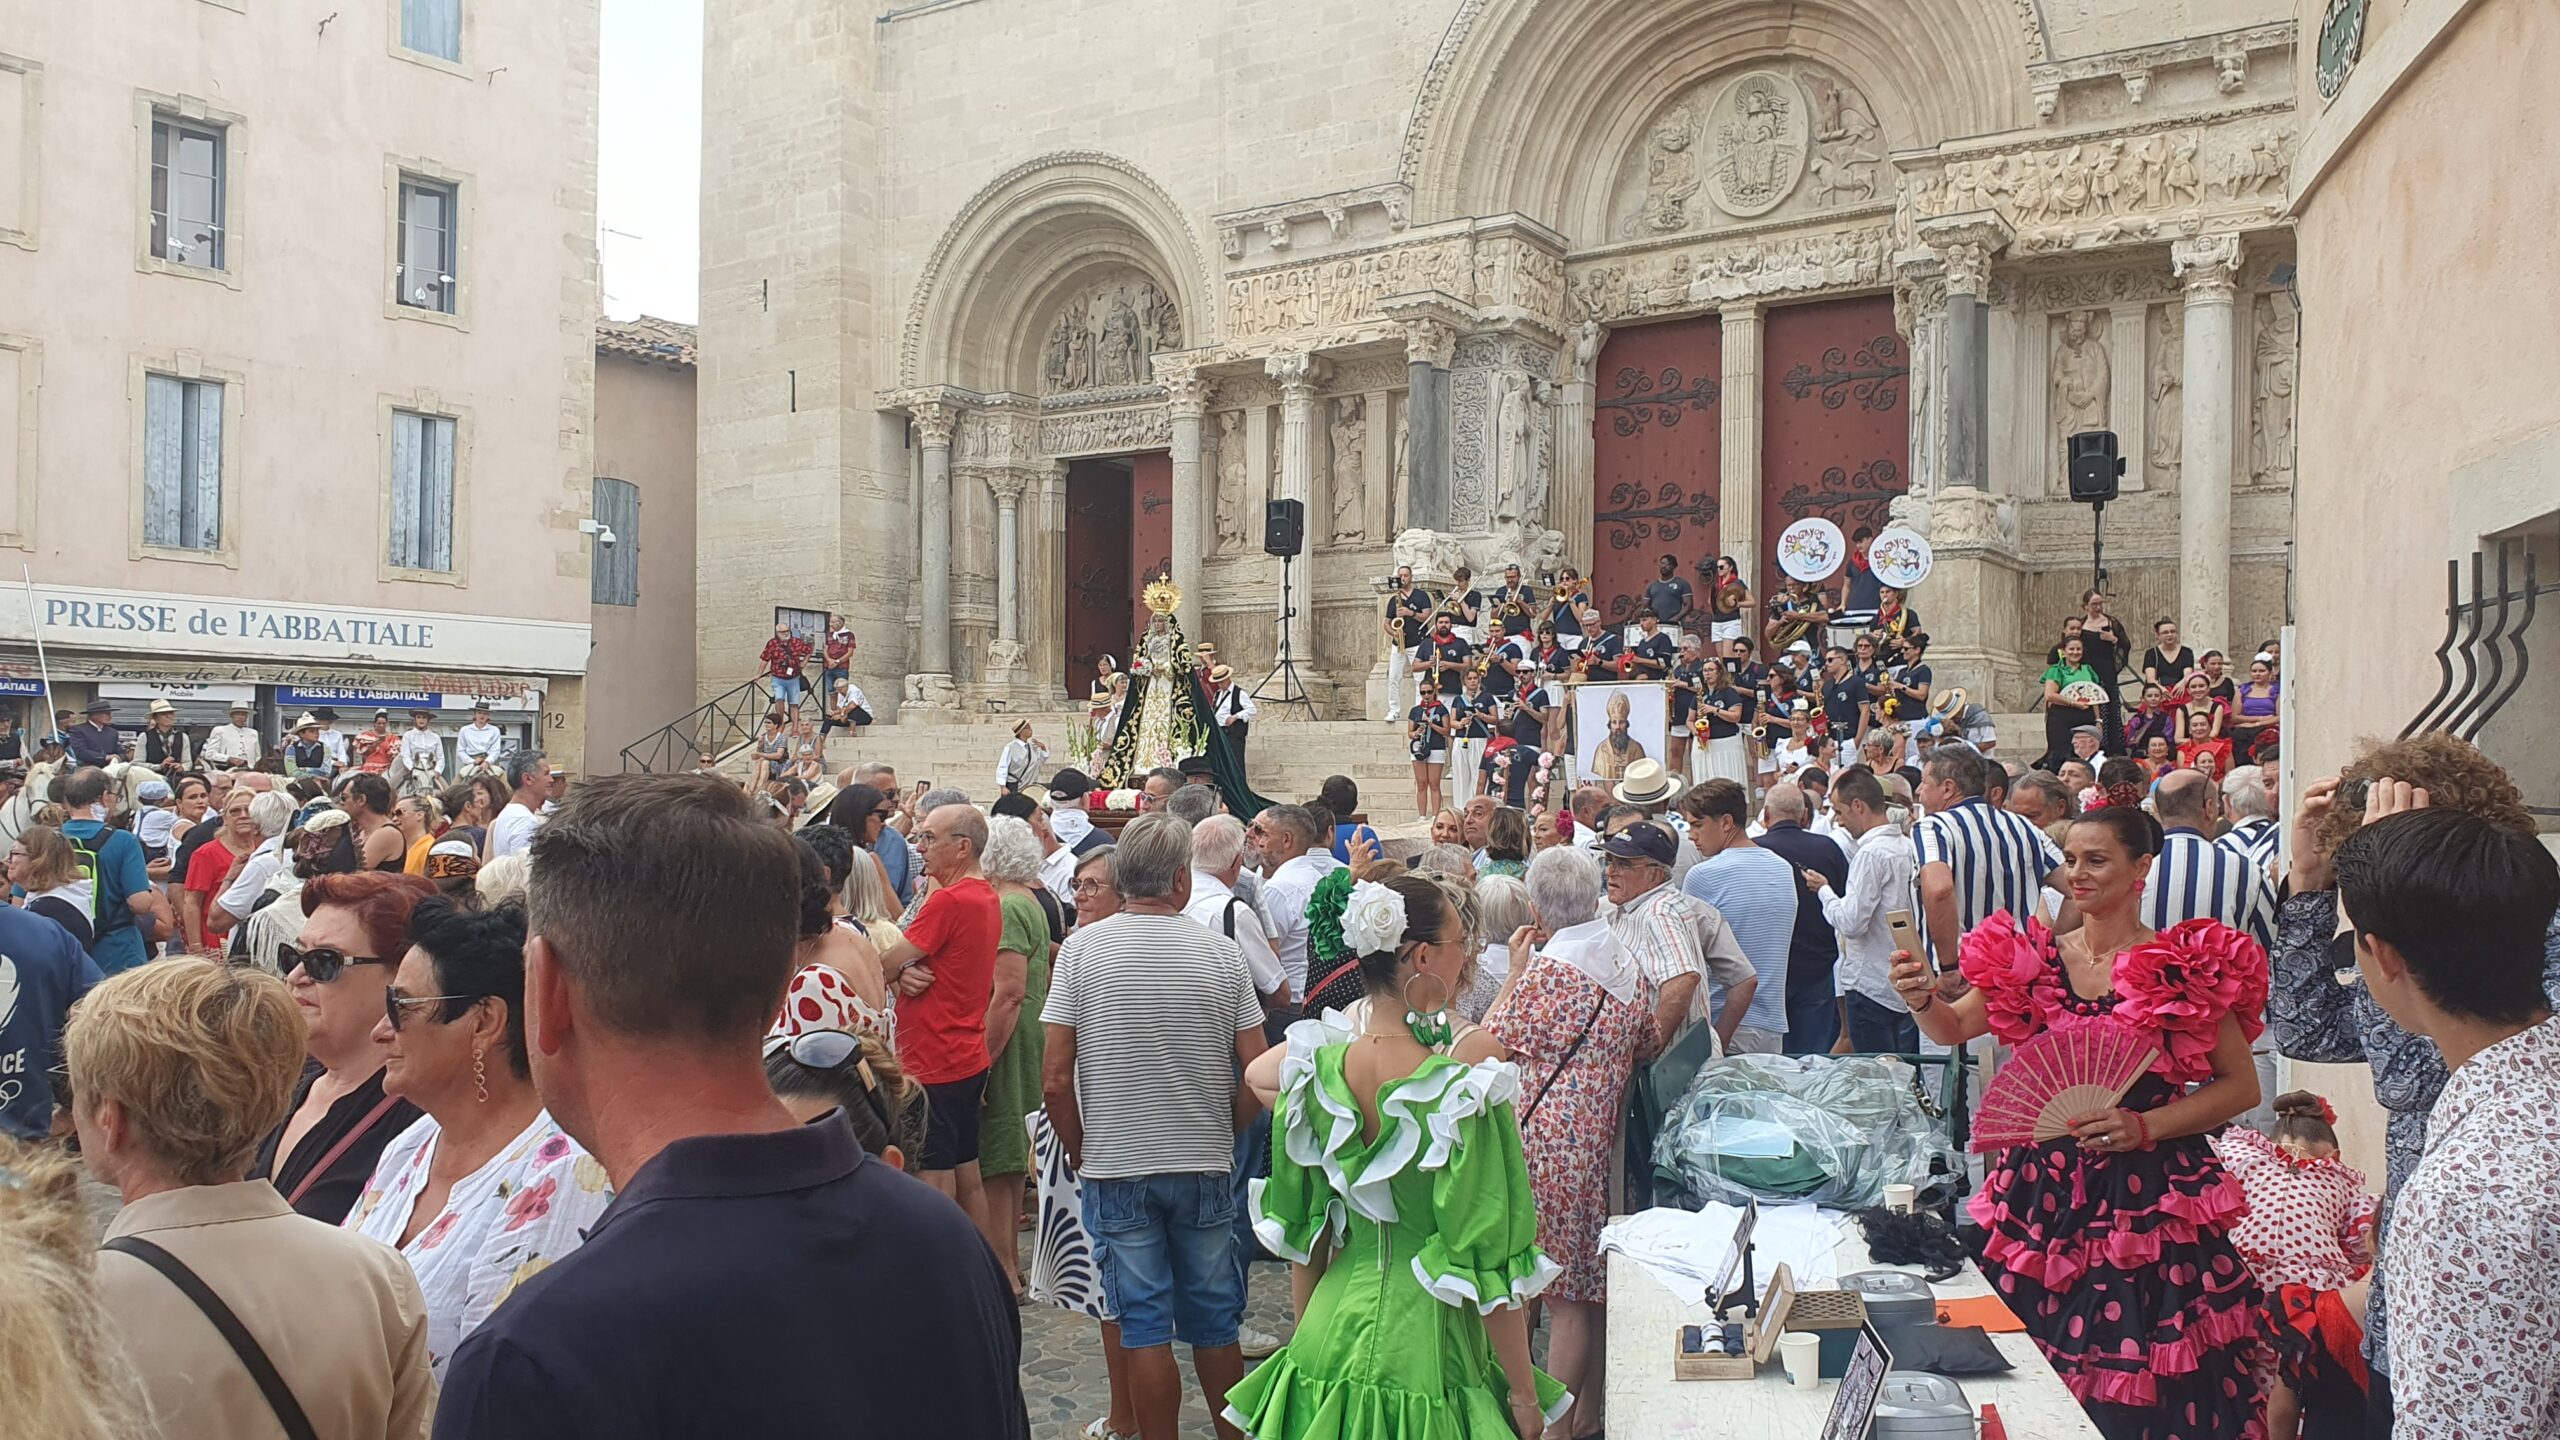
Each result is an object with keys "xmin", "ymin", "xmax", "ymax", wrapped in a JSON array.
[
  {"xmin": 911, "ymin": 399, "xmax": 958, "ymax": 698},
  {"xmin": 1162, "ymin": 366, "xmax": 1215, "ymax": 637},
  {"xmin": 1918, "ymin": 214, "xmax": 2010, "ymax": 492},
  {"xmin": 2106, "ymin": 302, "xmax": 2150, "ymax": 492},
  {"xmin": 1402, "ymin": 320, "xmax": 1455, "ymax": 532},
  {"xmin": 1719, "ymin": 302, "xmax": 1764, "ymax": 583},
  {"xmin": 1555, "ymin": 320, "xmax": 1602, "ymax": 576},
  {"xmin": 1269, "ymin": 353, "xmax": 1326, "ymax": 661},
  {"xmin": 2173, "ymin": 233, "xmax": 2245, "ymax": 656},
  {"xmin": 987, "ymin": 469, "xmax": 1029, "ymax": 678}
]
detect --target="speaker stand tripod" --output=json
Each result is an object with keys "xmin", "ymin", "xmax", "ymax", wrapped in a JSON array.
[{"xmin": 1254, "ymin": 554, "xmax": 1320, "ymax": 720}]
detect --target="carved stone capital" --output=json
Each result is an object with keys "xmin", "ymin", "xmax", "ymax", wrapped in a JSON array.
[
  {"xmin": 1218, "ymin": 225, "xmax": 1244, "ymax": 261},
  {"xmin": 1265, "ymin": 352, "xmax": 1327, "ymax": 398},
  {"xmin": 1154, "ymin": 357, "xmax": 1216, "ymax": 416},
  {"xmin": 2032, "ymin": 81, "xmax": 2060, "ymax": 122},
  {"xmin": 911, "ymin": 399, "xmax": 957, "ymax": 449},
  {"xmin": 2173, "ymin": 234, "xmax": 2246, "ymax": 302},
  {"xmin": 1915, "ymin": 212, "xmax": 2013, "ymax": 299},
  {"xmin": 986, "ymin": 468, "xmax": 1032, "ymax": 506},
  {"xmin": 1263, "ymin": 218, "xmax": 1292, "ymax": 252},
  {"xmin": 1402, "ymin": 319, "xmax": 1457, "ymax": 370}
]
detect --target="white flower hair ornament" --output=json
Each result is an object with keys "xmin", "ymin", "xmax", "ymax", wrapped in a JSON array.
[{"xmin": 1339, "ymin": 881, "xmax": 1410, "ymax": 957}]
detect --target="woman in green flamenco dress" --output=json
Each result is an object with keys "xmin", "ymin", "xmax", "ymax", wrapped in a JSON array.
[{"xmin": 1228, "ymin": 872, "xmax": 1570, "ymax": 1440}]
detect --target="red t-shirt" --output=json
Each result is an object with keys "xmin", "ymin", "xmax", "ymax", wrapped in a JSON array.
[
  {"xmin": 184, "ymin": 837, "xmax": 246, "ymax": 898},
  {"xmin": 894, "ymin": 875, "xmax": 1002, "ymax": 1085}
]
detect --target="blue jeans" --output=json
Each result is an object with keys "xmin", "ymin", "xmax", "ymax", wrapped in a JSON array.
[
  {"xmin": 1783, "ymin": 978, "xmax": 1840, "ymax": 1054},
  {"xmin": 1083, "ymin": 1171, "xmax": 1243, "ymax": 1350},
  {"xmin": 1231, "ymin": 1111, "xmax": 1272, "ymax": 1296},
  {"xmin": 1843, "ymin": 991, "xmax": 1921, "ymax": 1055}
]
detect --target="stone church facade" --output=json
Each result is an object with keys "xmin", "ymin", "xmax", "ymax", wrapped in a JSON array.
[{"xmin": 699, "ymin": 0, "xmax": 2303, "ymax": 721}]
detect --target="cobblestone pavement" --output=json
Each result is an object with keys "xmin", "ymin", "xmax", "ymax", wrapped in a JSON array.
[{"xmin": 1016, "ymin": 1236, "xmax": 1300, "ymax": 1439}]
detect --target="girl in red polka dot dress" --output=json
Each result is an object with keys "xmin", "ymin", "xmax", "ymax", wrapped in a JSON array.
[{"xmin": 2213, "ymin": 1094, "xmax": 2378, "ymax": 1440}]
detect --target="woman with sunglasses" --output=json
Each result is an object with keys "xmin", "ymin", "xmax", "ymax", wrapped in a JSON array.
[
  {"xmin": 763, "ymin": 1027, "xmax": 929, "ymax": 1170},
  {"xmin": 249, "ymin": 872, "xmax": 434, "ymax": 1224},
  {"xmin": 393, "ymin": 793, "xmax": 442, "ymax": 875},
  {"xmin": 344, "ymin": 898, "xmax": 612, "ymax": 1378}
]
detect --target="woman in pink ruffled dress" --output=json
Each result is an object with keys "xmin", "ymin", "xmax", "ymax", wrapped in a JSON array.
[{"xmin": 1893, "ymin": 804, "xmax": 2269, "ymax": 1440}]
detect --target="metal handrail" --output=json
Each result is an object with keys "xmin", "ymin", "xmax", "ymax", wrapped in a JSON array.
[{"xmin": 618, "ymin": 678, "xmax": 774, "ymax": 773}]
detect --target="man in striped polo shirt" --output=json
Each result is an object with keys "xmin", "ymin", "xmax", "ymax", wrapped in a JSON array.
[
  {"xmin": 2145, "ymin": 767, "xmax": 2279, "ymax": 1129},
  {"xmin": 1911, "ymin": 743, "xmax": 2068, "ymax": 980},
  {"xmin": 2216, "ymin": 764, "xmax": 2282, "ymax": 881}
]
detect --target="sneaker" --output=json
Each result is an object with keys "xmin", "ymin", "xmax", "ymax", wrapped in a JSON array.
[{"xmin": 1237, "ymin": 1324, "xmax": 1284, "ymax": 1361}]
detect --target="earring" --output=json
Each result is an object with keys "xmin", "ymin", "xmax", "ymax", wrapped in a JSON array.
[
  {"xmin": 473, "ymin": 1048, "xmax": 489, "ymax": 1104},
  {"xmin": 1401, "ymin": 970, "xmax": 1454, "ymax": 1050}
]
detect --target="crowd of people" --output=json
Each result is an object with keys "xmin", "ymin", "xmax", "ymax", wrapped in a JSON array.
[{"xmin": 1, "ymin": 605, "xmax": 2554, "ymax": 1440}]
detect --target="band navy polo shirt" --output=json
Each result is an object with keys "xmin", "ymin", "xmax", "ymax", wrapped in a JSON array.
[{"xmin": 434, "ymin": 1112, "xmax": 1027, "ymax": 1440}]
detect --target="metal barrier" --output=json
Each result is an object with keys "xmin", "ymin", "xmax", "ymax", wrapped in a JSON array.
[{"xmin": 618, "ymin": 678, "xmax": 773, "ymax": 774}]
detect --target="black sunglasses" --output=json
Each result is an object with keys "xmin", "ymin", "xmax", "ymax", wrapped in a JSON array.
[
  {"xmin": 386, "ymin": 987, "xmax": 477, "ymax": 1033},
  {"xmin": 765, "ymin": 1028, "xmax": 893, "ymax": 1136},
  {"xmin": 278, "ymin": 943, "xmax": 394, "ymax": 985}
]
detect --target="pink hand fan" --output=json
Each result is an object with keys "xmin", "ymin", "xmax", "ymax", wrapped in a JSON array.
[{"xmin": 1970, "ymin": 1020, "xmax": 2158, "ymax": 1154}]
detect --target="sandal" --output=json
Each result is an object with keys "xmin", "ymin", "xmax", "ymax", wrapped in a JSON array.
[{"xmin": 1082, "ymin": 1420, "xmax": 1137, "ymax": 1440}]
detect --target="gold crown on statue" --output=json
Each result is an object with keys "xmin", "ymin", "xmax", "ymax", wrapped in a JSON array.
[{"xmin": 1142, "ymin": 577, "xmax": 1182, "ymax": 616}]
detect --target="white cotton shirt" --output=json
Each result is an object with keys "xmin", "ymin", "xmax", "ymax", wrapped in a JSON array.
[
  {"xmin": 455, "ymin": 722, "xmax": 505, "ymax": 764},
  {"xmin": 218, "ymin": 839, "xmax": 284, "ymax": 920},
  {"xmin": 398, "ymin": 728, "xmax": 446, "ymax": 773},
  {"xmin": 1817, "ymin": 827, "xmax": 1917, "ymax": 1012},
  {"xmin": 342, "ymin": 1111, "xmax": 614, "ymax": 1379},
  {"xmin": 1038, "ymin": 843, "xmax": 1079, "ymax": 908},
  {"xmin": 1259, "ymin": 851, "xmax": 1343, "ymax": 996},
  {"xmin": 1186, "ymin": 871, "xmax": 1286, "ymax": 998},
  {"xmin": 486, "ymin": 802, "xmax": 541, "ymax": 859}
]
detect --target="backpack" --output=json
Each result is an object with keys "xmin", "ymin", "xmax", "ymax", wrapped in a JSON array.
[{"xmin": 62, "ymin": 827, "xmax": 134, "ymax": 938}]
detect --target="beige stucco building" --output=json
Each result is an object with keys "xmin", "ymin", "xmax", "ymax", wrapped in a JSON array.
[
  {"xmin": 2289, "ymin": 0, "xmax": 2559, "ymax": 813},
  {"xmin": 589, "ymin": 317, "xmax": 700, "ymax": 770},
  {"xmin": 701, "ymin": 0, "xmax": 2307, "ymax": 726},
  {"xmin": 0, "ymin": 0, "xmax": 602, "ymax": 765}
]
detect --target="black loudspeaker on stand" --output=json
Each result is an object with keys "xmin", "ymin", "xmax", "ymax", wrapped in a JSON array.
[
  {"xmin": 1256, "ymin": 499, "xmax": 1318, "ymax": 718},
  {"xmin": 2067, "ymin": 431, "xmax": 2125, "ymax": 592}
]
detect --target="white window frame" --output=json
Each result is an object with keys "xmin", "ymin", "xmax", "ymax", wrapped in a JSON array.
[
  {"xmin": 386, "ymin": 0, "xmax": 470, "ymax": 76},
  {"xmin": 132, "ymin": 93, "xmax": 246, "ymax": 288},
  {"xmin": 129, "ymin": 352, "xmax": 244, "ymax": 568},
  {"xmin": 0, "ymin": 331, "xmax": 38, "ymax": 550},
  {"xmin": 0, "ymin": 53, "xmax": 40, "ymax": 252},
  {"xmin": 378, "ymin": 393, "xmax": 472, "ymax": 585},
  {"xmin": 384, "ymin": 158, "xmax": 469, "ymax": 329}
]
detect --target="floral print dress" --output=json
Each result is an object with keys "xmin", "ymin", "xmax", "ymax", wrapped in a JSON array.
[
  {"xmin": 1484, "ymin": 949, "xmax": 1659, "ymax": 1303},
  {"xmin": 344, "ymin": 1110, "xmax": 614, "ymax": 1378},
  {"xmin": 1960, "ymin": 914, "xmax": 2271, "ymax": 1440}
]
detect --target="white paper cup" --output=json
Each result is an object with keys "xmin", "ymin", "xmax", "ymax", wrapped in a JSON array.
[
  {"xmin": 1883, "ymin": 1183, "xmax": 1917, "ymax": 1214},
  {"xmin": 1779, "ymin": 1331, "xmax": 1823, "ymax": 1391}
]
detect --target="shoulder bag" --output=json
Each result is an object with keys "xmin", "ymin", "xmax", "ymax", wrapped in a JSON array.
[{"xmin": 101, "ymin": 1236, "xmax": 320, "ymax": 1440}]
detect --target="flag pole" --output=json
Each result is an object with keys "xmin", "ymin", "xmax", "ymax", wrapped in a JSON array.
[{"xmin": 20, "ymin": 567, "xmax": 53, "ymax": 741}]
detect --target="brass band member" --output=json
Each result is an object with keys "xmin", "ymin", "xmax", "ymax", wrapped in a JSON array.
[{"xmin": 1704, "ymin": 555, "xmax": 1752, "ymax": 646}]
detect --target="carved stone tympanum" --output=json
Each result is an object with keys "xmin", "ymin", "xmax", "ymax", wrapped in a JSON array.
[{"xmin": 1040, "ymin": 274, "xmax": 1180, "ymax": 395}]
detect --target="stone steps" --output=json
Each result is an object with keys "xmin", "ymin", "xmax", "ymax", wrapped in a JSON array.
[{"xmin": 805, "ymin": 711, "xmax": 2049, "ymax": 807}]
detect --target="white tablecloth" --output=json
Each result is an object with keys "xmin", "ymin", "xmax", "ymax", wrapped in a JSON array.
[{"xmin": 1604, "ymin": 1220, "xmax": 2105, "ymax": 1437}]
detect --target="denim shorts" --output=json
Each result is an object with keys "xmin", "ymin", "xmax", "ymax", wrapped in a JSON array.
[
  {"xmin": 769, "ymin": 675, "xmax": 806, "ymax": 704},
  {"xmin": 1082, "ymin": 1171, "xmax": 1243, "ymax": 1350}
]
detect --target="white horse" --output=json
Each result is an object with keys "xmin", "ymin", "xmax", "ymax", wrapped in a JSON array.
[{"xmin": 0, "ymin": 758, "xmax": 169, "ymax": 846}]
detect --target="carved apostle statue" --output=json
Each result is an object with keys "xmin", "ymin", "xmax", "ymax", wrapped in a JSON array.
[
  {"xmin": 1214, "ymin": 411, "xmax": 1248, "ymax": 554},
  {"xmin": 2052, "ymin": 310, "xmax": 2111, "ymax": 444},
  {"xmin": 1329, "ymin": 397, "xmax": 1367, "ymax": 544}
]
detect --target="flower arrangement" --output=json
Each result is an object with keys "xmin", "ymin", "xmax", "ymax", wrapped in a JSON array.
[
  {"xmin": 1305, "ymin": 867, "xmax": 1356, "ymax": 967},
  {"xmin": 1088, "ymin": 788, "xmax": 1144, "ymax": 812}
]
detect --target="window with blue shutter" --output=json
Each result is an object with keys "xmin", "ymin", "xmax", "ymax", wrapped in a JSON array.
[
  {"xmin": 591, "ymin": 477, "xmax": 638, "ymax": 606},
  {"xmin": 389, "ymin": 410, "xmax": 456, "ymax": 571},
  {"xmin": 143, "ymin": 375, "xmax": 223, "ymax": 551}
]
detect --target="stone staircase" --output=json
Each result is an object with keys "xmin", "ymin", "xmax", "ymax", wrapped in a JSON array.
[{"xmin": 812, "ymin": 707, "xmax": 2051, "ymax": 808}]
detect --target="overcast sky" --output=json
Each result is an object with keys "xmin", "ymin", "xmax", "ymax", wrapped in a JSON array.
[{"xmin": 598, "ymin": 0, "xmax": 704, "ymax": 323}]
